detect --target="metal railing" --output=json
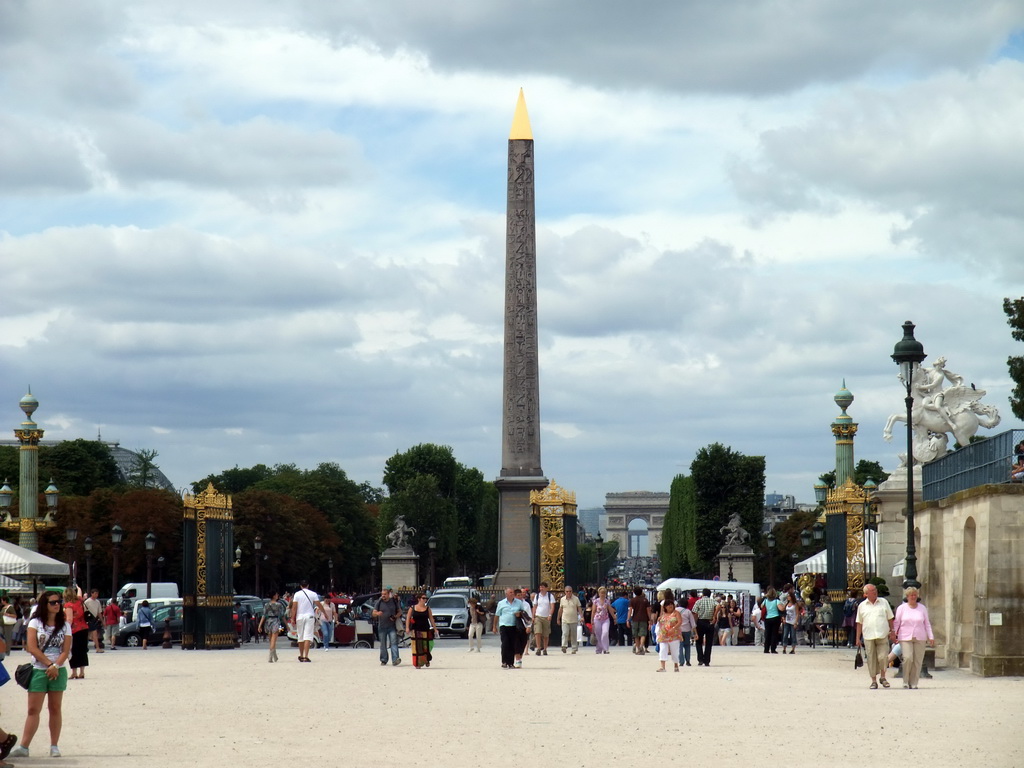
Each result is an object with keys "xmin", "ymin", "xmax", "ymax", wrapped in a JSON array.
[{"xmin": 921, "ymin": 429, "xmax": 1024, "ymax": 501}]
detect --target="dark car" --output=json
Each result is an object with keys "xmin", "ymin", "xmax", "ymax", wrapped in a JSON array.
[{"xmin": 116, "ymin": 602, "xmax": 182, "ymax": 647}]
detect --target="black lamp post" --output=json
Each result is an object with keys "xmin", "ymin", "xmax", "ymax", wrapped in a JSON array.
[
  {"xmin": 65, "ymin": 527, "xmax": 77, "ymax": 587},
  {"xmin": 111, "ymin": 524, "xmax": 123, "ymax": 601},
  {"xmin": 370, "ymin": 556, "xmax": 377, "ymax": 592},
  {"xmin": 427, "ymin": 536, "xmax": 437, "ymax": 590},
  {"xmin": 892, "ymin": 320, "xmax": 927, "ymax": 589},
  {"xmin": 145, "ymin": 531, "xmax": 156, "ymax": 599},
  {"xmin": 595, "ymin": 533, "xmax": 604, "ymax": 586},
  {"xmin": 328, "ymin": 558, "xmax": 335, "ymax": 593},
  {"xmin": 84, "ymin": 536, "xmax": 93, "ymax": 594},
  {"xmin": 253, "ymin": 535, "xmax": 262, "ymax": 597},
  {"xmin": 727, "ymin": 554, "xmax": 735, "ymax": 582},
  {"xmin": 766, "ymin": 531, "xmax": 776, "ymax": 589},
  {"xmin": 157, "ymin": 556, "xmax": 165, "ymax": 583}
]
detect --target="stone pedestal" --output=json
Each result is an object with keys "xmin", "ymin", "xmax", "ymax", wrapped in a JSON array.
[
  {"xmin": 380, "ymin": 547, "xmax": 420, "ymax": 591},
  {"xmin": 716, "ymin": 545, "xmax": 755, "ymax": 583},
  {"xmin": 875, "ymin": 465, "xmax": 921, "ymax": 599}
]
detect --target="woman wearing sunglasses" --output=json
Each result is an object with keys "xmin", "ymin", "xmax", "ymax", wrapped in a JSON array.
[{"xmin": 9, "ymin": 590, "xmax": 72, "ymax": 759}]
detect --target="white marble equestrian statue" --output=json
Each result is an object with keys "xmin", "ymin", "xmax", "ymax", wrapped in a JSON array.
[{"xmin": 883, "ymin": 356, "xmax": 1001, "ymax": 465}]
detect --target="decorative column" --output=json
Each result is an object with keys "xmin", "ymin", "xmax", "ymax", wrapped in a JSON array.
[
  {"xmin": 529, "ymin": 480, "xmax": 578, "ymax": 590},
  {"xmin": 182, "ymin": 483, "xmax": 235, "ymax": 650}
]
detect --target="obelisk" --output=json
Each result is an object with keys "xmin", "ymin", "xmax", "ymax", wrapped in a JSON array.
[{"xmin": 495, "ymin": 90, "xmax": 548, "ymax": 587}]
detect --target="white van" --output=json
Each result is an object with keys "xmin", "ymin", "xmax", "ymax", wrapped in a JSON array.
[
  {"xmin": 442, "ymin": 576, "xmax": 472, "ymax": 589},
  {"xmin": 117, "ymin": 583, "xmax": 179, "ymax": 619}
]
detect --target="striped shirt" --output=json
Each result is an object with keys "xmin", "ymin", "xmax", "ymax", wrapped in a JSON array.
[{"xmin": 693, "ymin": 596, "xmax": 716, "ymax": 620}]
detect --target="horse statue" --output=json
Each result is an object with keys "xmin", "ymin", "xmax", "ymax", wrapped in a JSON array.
[
  {"xmin": 883, "ymin": 357, "xmax": 1001, "ymax": 466},
  {"xmin": 719, "ymin": 512, "xmax": 751, "ymax": 548},
  {"xmin": 386, "ymin": 515, "xmax": 417, "ymax": 549}
]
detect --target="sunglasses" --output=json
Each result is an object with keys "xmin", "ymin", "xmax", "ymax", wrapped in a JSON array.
[{"xmin": 48, "ymin": 599, "xmax": 62, "ymax": 605}]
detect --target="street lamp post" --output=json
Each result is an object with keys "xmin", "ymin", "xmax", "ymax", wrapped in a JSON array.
[
  {"xmin": 328, "ymin": 558, "xmax": 335, "ymax": 593},
  {"xmin": 111, "ymin": 524, "xmax": 123, "ymax": 601},
  {"xmin": 427, "ymin": 536, "xmax": 437, "ymax": 590},
  {"xmin": 145, "ymin": 531, "xmax": 157, "ymax": 599},
  {"xmin": 370, "ymin": 556, "xmax": 377, "ymax": 592},
  {"xmin": 65, "ymin": 527, "xmax": 78, "ymax": 587},
  {"xmin": 595, "ymin": 533, "xmax": 604, "ymax": 586},
  {"xmin": 84, "ymin": 536, "xmax": 93, "ymax": 594},
  {"xmin": 253, "ymin": 535, "xmax": 262, "ymax": 597},
  {"xmin": 157, "ymin": 556, "xmax": 165, "ymax": 583},
  {"xmin": 891, "ymin": 320, "xmax": 927, "ymax": 590},
  {"xmin": 727, "ymin": 554, "xmax": 735, "ymax": 582},
  {"xmin": 766, "ymin": 532, "xmax": 776, "ymax": 589}
]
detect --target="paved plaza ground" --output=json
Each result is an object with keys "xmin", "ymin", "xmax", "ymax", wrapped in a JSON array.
[{"xmin": 1, "ymin": 635, "xmax": 1021, "ymax": 766}]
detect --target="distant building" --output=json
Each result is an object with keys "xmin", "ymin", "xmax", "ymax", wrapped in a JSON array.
[
  {"xmin": 763, "ymin": 492, "xmax": 799, "ymax": 534},
  {"xmin": 577, "ymin": 507, "xmax": 602, "ymax": 537}
]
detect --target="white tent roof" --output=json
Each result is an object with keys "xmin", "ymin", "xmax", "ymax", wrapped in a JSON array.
[
  {"xmin": 0, "ymin": 574, "xmax": 33, "ymax": 593},
  {"xmin": 657, "ymin": 577, "xmax": 762, "ymax": 596},
  {"xmin": 0, "ymin": 538, "xmax": 70, "ymax": 578},
  {"xmin": 792, "ymin": 529, "xmax": 878, "ymax": 576}
]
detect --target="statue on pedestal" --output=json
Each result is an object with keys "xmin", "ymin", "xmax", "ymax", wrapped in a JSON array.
[
  {"xmin": 883, "ymin": 356, "xmax": 1001, "ymax": 465},
  {"xmin": 385, "ymin": 515, "xmax": 416, "ymax": 550},
  {"xmin": 719, "ymin": 512, "xmax": 750, "ymax": 548}
]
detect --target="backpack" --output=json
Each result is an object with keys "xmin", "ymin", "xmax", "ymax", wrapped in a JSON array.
[{"xmin": 843, "ymin": 599, "xmax": 857, "ymax": 618}]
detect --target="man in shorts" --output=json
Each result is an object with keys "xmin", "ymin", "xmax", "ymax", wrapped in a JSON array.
[
  {"xmin": 288, "ymin": 579, "xmax": 323, "ymax": 663},
  {"xmin": 83, "ymin": 589, "xmax": 103, "ymax": 652},
  {"xmin": 531, "ymin": 582, "xmax": 556, "ymax": 656}
]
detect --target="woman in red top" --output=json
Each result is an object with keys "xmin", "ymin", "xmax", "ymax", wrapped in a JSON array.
[{"xmin": 62, "ymin": 587, "xmax": 89, "ymax": 680}]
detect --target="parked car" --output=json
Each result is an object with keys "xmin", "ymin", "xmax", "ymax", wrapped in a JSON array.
[
  {"xmin": 427, "ymin": 593, "xmax": 471, "ymax": 639},
  {"xmin": 116, "ymin": 601, "xmax": 183, "ymax": 647}
]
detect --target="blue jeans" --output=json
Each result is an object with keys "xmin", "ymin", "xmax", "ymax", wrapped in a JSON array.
[
  {"xmin": 681, "ymin": 631, "xmax": 692, "ymax": 664},
  {"xmin": 320, "ymin": 620, "xmax": 335, "ymax": 647},
  {"xmin": 378, "ymin": 624, "xmax": 399, "ymax": 663},
  {"xmin": 782, "ymin": 622, "xmax": 796, "ymax": 646}
]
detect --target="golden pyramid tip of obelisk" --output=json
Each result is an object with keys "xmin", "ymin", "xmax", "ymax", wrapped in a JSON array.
[{"xmin": 509, "ymin": 88, "xmax": 533, "ymax": 141}]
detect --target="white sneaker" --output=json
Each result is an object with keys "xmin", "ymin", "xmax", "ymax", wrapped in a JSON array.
[
  {"xmin": 50, "ymin": 745, "xmax": 62, "ymax": 757},
  {"xmin": 9, "ymin": 746, "xmax": 28, "ymax": 758}
]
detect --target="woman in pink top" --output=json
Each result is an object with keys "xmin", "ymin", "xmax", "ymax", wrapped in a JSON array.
[{"xmin": 893, "ymin": 586, "xmax": 934, "ymax": 689}]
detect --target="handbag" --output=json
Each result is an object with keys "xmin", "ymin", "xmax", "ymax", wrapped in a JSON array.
[
  {"xmin": 854, "ymin": 649, "xmax": 864, "ymax": 669},
  {"xmin": 16, "ymin": 624, "xmax": 62, "ymax": 689}
]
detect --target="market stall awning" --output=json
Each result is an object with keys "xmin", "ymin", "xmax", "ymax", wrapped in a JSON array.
[
  {"xmin": 0, "ymin": 538, "xmax": 70, "ymax": 578},
  {"xmin": 792, "ymin": 529, "xmax": 878, "ymax": 576}
]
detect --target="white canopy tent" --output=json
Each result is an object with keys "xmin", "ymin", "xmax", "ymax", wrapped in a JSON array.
[
  {"xmin": 0, "ymin": 538, "xmax": 70, "ymax": 592},
  {"xmin": 0, "ymin": 574, "xmax": 33, "ymax": 593},
  {"xmin": 792, "ymin": 529, "xmax": 878, "ymax": 576},
  {"xmin": 657, "ymin": 577, "xmax": 762, "ymax": 596}
]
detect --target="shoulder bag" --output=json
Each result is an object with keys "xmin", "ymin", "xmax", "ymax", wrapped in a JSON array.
[{"xmin": 16, "ymin": 626, "xmax": 62, "ymax": 689}]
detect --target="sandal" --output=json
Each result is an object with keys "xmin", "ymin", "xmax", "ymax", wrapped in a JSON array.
[
  {"xmin": 869, "ymin": 681, "xmax": 878, "ymax": 689},
  {"xmin": 880, "ymin": 679, "xmax": 890, "ymax": 688},
  {"xmin": 0, "ymin": 734, "xmax": 16, "ymax": 760}
]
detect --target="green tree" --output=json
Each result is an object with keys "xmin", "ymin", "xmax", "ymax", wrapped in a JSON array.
[
  {"xmin": 380, "ymin": 474, "xmax": 458, "ymax": 582},
  {"xmin": 192, "ymin": 464, "xmax": 275, "ymax": 494},
  {"xmin": 690, "ymin": 443, "xmax": 765, "ymax": 572},
  {"xmin": 1004, "ymin": 297, "xmax": 1024, "ymax": 420},
  {"xmin": 818, "ymin": 459, "xmax": 891, "ymax": 490},
  {"xmin": 661, "ymin": 474, "xmax": 696, "ymax": 577},
  {"xmin": 126, "ymin": 449, "xmax": 160, "ymax": 488},
  {"xmin": 38, "ymin": 439, "xmax": 120, "ymax": 496}
]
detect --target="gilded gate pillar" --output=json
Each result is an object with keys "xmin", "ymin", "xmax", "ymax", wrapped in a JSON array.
[
  {"xmin": 182, "ymin": 483, "xmax": 235, "ymax": 649},
  {"xmin": 529, "ymin": 480, "xmax": 578, "ymax": 590},
  {"xmin": 824, "ymin": 479, "xmax": 877, "ymax": 602}
]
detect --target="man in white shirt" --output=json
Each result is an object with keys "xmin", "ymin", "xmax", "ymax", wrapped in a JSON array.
[
  {"xmin": 855, "ymin": 583, "xmax": 895, "ymax": 689},
  {"xmin": 531, "ymin": 583, "xmax": 557, "ymax": 656},
  {"xmin": 288, "ymin": 579, "xmax": 323, "ymax": 663}
]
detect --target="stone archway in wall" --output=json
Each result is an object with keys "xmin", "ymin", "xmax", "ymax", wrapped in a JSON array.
[{"xmin": 961, "ymin": 517, "xmax": 977, "ymax": 668}]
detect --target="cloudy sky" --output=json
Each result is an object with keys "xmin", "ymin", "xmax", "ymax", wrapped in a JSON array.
[{"xmin": 2, "ymin": 1, "xmax": 1023, "ymax": 512}]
